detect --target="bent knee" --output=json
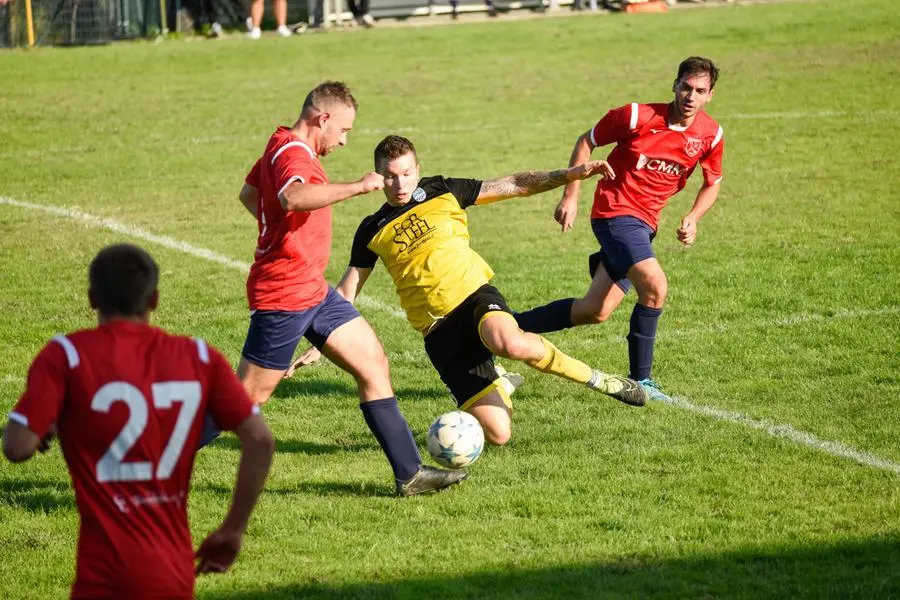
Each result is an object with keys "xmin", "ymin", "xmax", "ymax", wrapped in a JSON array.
[
  {"xmin": 488, "ymin": 337, "xmax": 532, "ymax": 361},
  {"xmin": 485, "ymin": 427, "xmax": 511, "ymax": 446}
]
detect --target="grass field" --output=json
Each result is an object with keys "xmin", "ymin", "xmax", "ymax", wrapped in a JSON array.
[{"xmin": 1, "ymin": 0, "xmax": 899, "ymax": 597}]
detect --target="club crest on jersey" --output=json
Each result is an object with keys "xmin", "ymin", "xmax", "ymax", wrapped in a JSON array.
[
  {"xmin": 412, "ymin": 187, "xmax": 427, "ymax": 203},
  {"xmin": 685, "ymin": 137, "xmax": 703, "ymax": 157}
]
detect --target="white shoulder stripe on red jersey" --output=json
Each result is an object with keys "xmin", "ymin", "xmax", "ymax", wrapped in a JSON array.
[
  {"xmin": 629, "ymin": 103, "xmax": 639, "ymax": 130},
  {"xmin": 194, "ymin": 338, "xmax": 210, "ymax": 364},
  {"xmin": 271, "ymin": 141, "xmax": 316, "ymax": 164},
  {"xmin": 711, "ymin": 126, "xmax": 724, "ymax": 149},
  {"xmin": 277, "ymin": 175, "xmax": 306, "ymax": 199},
  {"xmin": 8, "ymin": 411, "xmax": 28, "ymax": 427},
  {"xmin": 52, "ymin": 335, "xmax": 79, "ymax": 369}
]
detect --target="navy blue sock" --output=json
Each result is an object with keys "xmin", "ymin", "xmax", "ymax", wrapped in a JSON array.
[
  {"xmin": 197, "ymin": 414, "xmax": 222, "ymax": 450},
  {"xmin": 514, "ymin": 298, "xmax": 575, "ymax": 334},
  {"xmin": 627, "ymin": 303, "xmax": 663, "ymax": 381},
  {"xmin": 360, "ymin": 397, "xmax": 421, "ymax": 482}
]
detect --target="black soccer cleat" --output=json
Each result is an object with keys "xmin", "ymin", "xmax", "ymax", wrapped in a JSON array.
[
  {"xmin": 395, "ymin": 465, "xmax": 468, "ymax": 497},
  {"xmin": 586, "ymin": 371, "xmax": 648, "ymax": 407}
]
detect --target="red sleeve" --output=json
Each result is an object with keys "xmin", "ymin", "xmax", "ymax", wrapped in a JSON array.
[
  {"xmin": 245, "ymin": 159, "xmax": 262, "ymax": 187},
  {"xmin": 205, "ymin": 346, "xmax": 257, "ymax": 431},
  {"xmin": 272, "ymin": 146, "xmax": 322, "ymax": 199},
  {"xmin": 10, "ymin": 342, "xmax": 68, "ymax": 438},
  {"xmin": 589, "ymin": 104, "xmax": 634, "ymax": 148},
  {"xmin": 700, "ymin": 126, "xmax": 724, "ymax": 186}
]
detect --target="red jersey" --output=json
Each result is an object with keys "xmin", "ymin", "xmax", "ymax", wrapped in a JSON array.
[
  {"xmin": 589, "ymin": 102, "xmax": 724, "ymax": 230},
  {"xmin": 9, "ymin": 321, "xmax": 257, "ymax": 600},
  {"xmin": 245, "ymin": 127, "xmax": 332, "ymax": 311}
]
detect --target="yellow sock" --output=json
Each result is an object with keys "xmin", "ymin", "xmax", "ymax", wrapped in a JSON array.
[{"xmin": 526, "ymin": 337, "xmax": 593, "ymax": 384}]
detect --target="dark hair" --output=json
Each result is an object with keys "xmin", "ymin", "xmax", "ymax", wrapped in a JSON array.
[
  {"xmin": 89, "ymin": 244, "xmax": 159, "ymax": 317},
  {"xmin": 302, "ymin": 81, "xmax": 358, "ymax": 113},
  {"xmin": 676, "ymin": 57, "xmax": 720, "ymax": 89},
  {"xmin": 374, "ymin": 135, "xmax": 417, "ymax": 169}
]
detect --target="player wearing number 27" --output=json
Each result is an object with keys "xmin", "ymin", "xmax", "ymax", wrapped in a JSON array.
[
  {"xmin": 515, "ymin": 57, "xmax": 725, "ymax": 401},
  {"xmin": 2, "ymin": 244, "xmax": 274, "ymax": 600}
]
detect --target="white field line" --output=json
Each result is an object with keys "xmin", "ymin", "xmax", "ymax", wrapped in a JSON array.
[
  {"xmin": 659, "ymin": 394, "xmax": 900, "ymax": 475},
  {"xmin": 5, "ymin": 110, "xmax": 897, "ymax": 160},
  {"xmin": 0, "ymin": 197, "xmax": 406, "ymax": 317},
  {"xmin": 2, "ymin": 196, "xmax": 897, "ymax": 475}
]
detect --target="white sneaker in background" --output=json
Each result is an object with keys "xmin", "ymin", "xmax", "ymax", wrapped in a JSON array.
[
  {"xmin": 209, "ymin": 22, "xmax": 223, "ymax": 37},
  {"xmin": 276, "ymin": 24, "xmax": 292, "ymax": 37},
  {"xmin": 245, "ymin": 16, "xmax": 253, "ymax": 31},
  {"xmin": 247, "ymin": 27, "xmax": 261, "ymax": 39}
]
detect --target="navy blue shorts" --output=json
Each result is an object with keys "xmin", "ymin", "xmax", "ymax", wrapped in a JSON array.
[
  {"xmin": 590, "ymin": 216, "xmax": 656, "ymax": 293},
  {"xmin": 241, "ymin": 287, "xmax": 360, "ymax": 371}
]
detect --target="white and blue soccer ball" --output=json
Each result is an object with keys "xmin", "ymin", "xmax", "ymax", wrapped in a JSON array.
[{"xmin": 426, "ymin": 410, "xmax": 485, "ymax": 469}]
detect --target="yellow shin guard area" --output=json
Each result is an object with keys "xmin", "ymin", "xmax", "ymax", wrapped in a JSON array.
[{"xmin": 528, "ymin": 337, "xmax": 592, "ymax": 385}]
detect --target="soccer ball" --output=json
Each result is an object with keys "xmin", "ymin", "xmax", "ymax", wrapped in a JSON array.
[{"xmin": 426, "ymin": 410, "xmax": 485, "ymax": 469}]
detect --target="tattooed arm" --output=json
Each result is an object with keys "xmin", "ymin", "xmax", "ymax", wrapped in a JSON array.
[{"xmin": 474, "ymin": 160, "xmax": 614, "ymax": 205}]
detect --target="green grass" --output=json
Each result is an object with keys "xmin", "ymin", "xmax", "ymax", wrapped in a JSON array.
[{"xmin": 1, "ymin": 0, "xmax": 899, "ymax": 598}]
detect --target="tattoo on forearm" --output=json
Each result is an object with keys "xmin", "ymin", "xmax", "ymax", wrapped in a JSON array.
[{"xmin": 481, "ymin": 169, "xmax": 570, "ymax": 199}]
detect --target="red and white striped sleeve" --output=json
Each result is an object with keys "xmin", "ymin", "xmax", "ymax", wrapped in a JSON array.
[
  {"xmin": 10, "ymin": 339, "xmax": 71, "ymax": 438},
  {"xmin": 700, "ymin": 125, "xmax": 725, "ymax": 186},
  {"xmin": 589, "ymin": 103, "xmax": 640, "ymax": 148}
]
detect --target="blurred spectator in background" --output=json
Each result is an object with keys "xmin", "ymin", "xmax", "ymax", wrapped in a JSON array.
[
  {"xmin": 247, "ymin": 0, "xmax": 292, "ymax": 38},
  {"xmin": 450, "ymin": 0, "xmax": 497, "ymax": 19},
  {"xmin": 349, "ymin": 0, "xmax": 376, "ymax": 27}
]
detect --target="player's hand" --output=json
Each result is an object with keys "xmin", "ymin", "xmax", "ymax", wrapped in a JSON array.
[
  {"xmin": 358, "ymin": 172, "xmax": 385, "ymax": 194},
  {"xmin": 570, "ymin": 160, "xmax": 615, "ymax": 182},
  {"xmin": 677, "ymin": 214, "xmax": 698, "ymax": 246},
  {"xmin": 37, "ymin": 424, "xmax": 57, "ymax": 453},
  {"xmin": 283, "ymin": 346, "xmax": 323, "ymax": 378},
  {"xmin": 554, "ymin": 196, "xmax": 578, "ymax": 233},
  {"xmin": 195, "ymin": 527, "xmax": 243, "ymax": 575}
]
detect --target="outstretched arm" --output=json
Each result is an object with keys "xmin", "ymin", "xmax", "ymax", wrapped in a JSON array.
[
  {"xmin": 280, "ymin": 173, "xmax": 383, "ymax": 212},
  {"xmin": 474, "ymin": 159, "xmax": 613, "ymax": 205},
  {"xmin": 677, "ymin": 182, "xmax": 721, "ymax": 246},
  {"xmin": 334, "ymin": 266, "xmax": 373, "ymax": 303}
]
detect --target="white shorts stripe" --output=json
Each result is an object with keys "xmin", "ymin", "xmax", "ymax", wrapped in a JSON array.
[
  {"xmin": 52, "ymin": 335, "xmax": 80, "ymax": 369},
  {"xmin": 277, "ymin": 176, "xmax": 305, "ymax": 200},
  {"xmin": 629, "ymin": 102, "xmax": 639, "ymax": 130},
  {"xmin": 194, "ymin": 338, "xmax": 210, "ymax": 364},
  {"xmin": 8, "ymin": 411, "xmax": 29, "ymax": 427}
]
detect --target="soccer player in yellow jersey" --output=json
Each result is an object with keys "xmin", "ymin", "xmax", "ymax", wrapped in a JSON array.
[{"xmin": 292, "ymin": 135, "xmax": 649, "ymax": 445}]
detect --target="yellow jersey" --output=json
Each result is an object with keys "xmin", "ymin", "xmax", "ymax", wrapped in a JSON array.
[{"xmin": 349, "ymin": 176, "xmax": 494, "ymax": 334}]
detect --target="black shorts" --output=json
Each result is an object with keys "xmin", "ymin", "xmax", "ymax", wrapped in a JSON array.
[{"xmin": 424, "ymin": 284, "xmax": 514, "ymax": 408}]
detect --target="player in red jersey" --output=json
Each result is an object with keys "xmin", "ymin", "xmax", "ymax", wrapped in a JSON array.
[
  {"xmin": 222, "ymin": 81, "xmax": 465, "ymax": 497},
  {"xmin": 515, "ymin": 57, "xmax": 725, "ymax": 401},
  {"xmin": 2, "ymin": 244, "xmax": 274, "ymax": 600}
]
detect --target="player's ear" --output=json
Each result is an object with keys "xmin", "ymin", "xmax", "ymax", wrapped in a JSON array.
[
  {"xmin": 318, "ymin": 111, "xmax": 330, "ymax": 128},
  {"xmin": 148, "ymin": 290, "xmax": 159, "ymax": 312}
]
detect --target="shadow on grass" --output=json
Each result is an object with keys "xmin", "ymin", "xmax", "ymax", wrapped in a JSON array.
[
  {"xmin": 201, "ymin": 537, "xmax": 900, "ymax": 599},
  {"xmin": 0, "ymin": 476, "xmax": 75, "ymax": 512},
  {"xmin": 198, "ymin": 479, "xmax": 393, "ymax": 499},
  {"xmin": 273, "ymin": 376, "xmax": 448, "ymax": 402},
  {"xmin": 209, "ymin": 435, "xmax": 373, "ymax": 456}
]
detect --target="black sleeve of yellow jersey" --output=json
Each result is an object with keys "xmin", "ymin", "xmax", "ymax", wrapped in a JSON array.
[
  {"xmin": 443, "ymin": 177, "xmax": 483, "ymax": 209},
  {"xmin": 348, "ymin": 218, "xmax": 379, "ymax": 269}
]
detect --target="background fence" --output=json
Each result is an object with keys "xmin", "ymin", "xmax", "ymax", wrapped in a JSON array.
[{"xmin": 1, "ymin": 0, "xmax": 580, "ymax": 47}]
